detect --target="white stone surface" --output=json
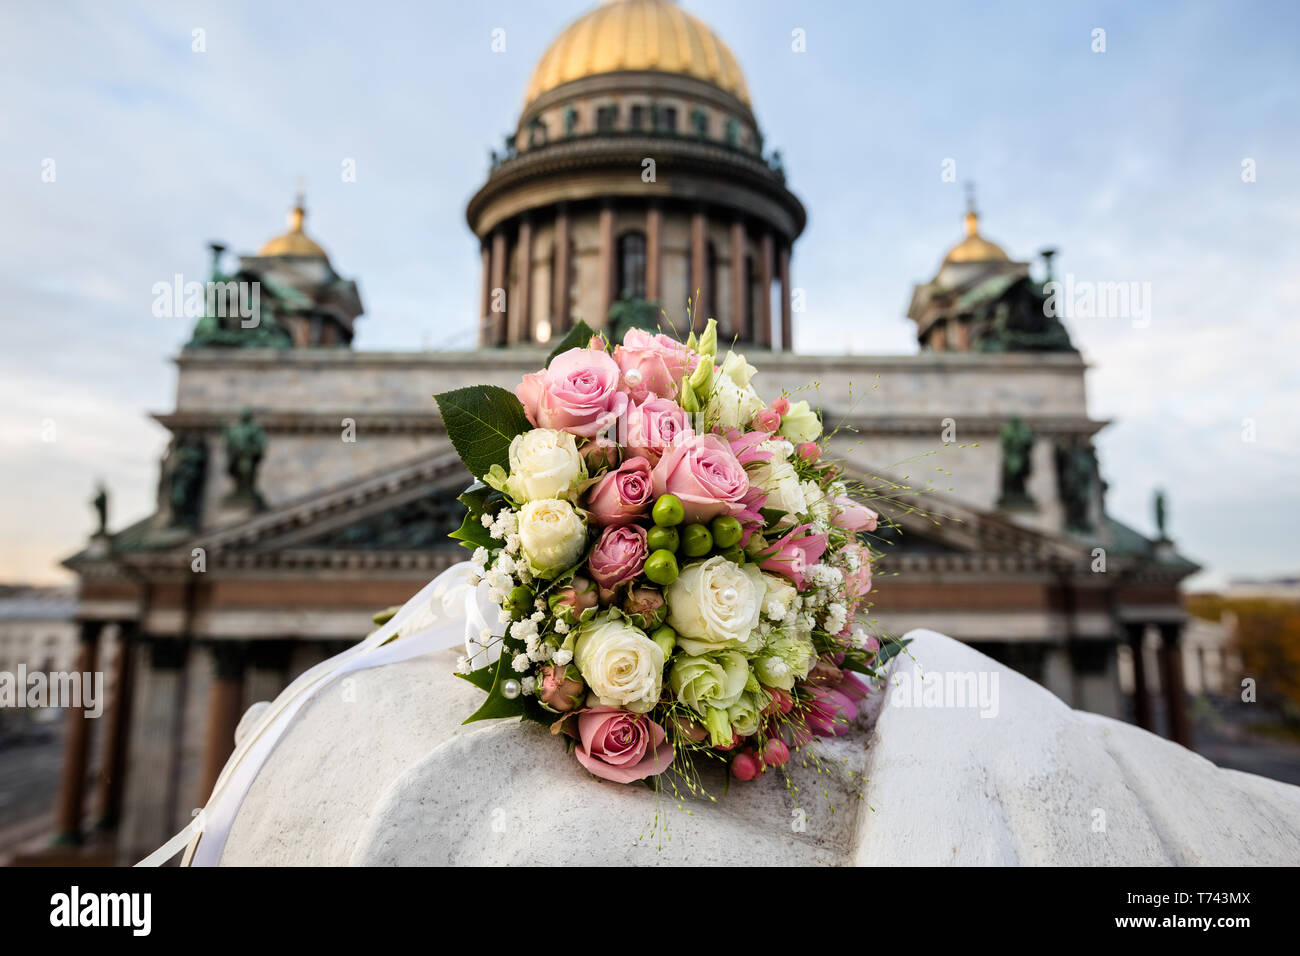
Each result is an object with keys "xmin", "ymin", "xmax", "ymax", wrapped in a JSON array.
[{"xmin": 216, "ymin": 630, "xmax": 1300, "ymax": 866}]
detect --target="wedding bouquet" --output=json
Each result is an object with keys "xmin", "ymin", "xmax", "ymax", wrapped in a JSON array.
[{"xmin": 434, "ymin": 316, "xmax": 901, "ymax": 788}]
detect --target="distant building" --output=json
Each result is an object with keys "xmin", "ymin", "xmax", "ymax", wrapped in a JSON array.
[
  {"xmin": 54, "ymin": 0, "xmax": 1198, "ymax": 865},
  {"xmin": 0, "ymin": 585, "xmax": 79, "ymax": 686}
]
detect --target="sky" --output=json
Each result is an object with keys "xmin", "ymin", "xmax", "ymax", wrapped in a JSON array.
[{"xmin": 0, "ymin": 0, "xmax": 1297, "ymax": 589}]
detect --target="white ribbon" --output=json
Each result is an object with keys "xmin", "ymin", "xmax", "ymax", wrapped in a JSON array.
[{"xmin": 136, "ymin": 560, "xmax": 500, "ymax": 867}]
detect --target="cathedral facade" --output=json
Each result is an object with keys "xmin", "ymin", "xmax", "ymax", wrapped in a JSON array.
[{"xmin": 49, "ymin": 0, "xmax": 1197, "ymax": 865}]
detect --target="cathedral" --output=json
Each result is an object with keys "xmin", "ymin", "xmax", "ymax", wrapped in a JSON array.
[{"xmin": 49, "ymin": 0, "xmax": 1197, "ymax": 864}]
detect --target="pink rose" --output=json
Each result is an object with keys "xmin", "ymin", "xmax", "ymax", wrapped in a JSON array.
[
  {"xmin": 770, "ymin": 397, "xmax": 790, "ymax": 415},
  {"xmin": 587, "ymin": 524, "xmax": 647, "ymax": 592},
  {"xmin": 621, "ymin": 329, "xmax": 699, "ymax": 377},
  {"xmin": 624, "ymin": 397, "xmax": 691, "ymax": 465},
  {"xmin": 759, "ymin": 523, "xmax": 829, "ymax": 590},
  {"xmin": 650, "ymin": 433, "xmax": 749, "ymax": 523},
  {"xmin": 516, "ymin": 347, "xmax": 628, "ymax": 438},
  {"xmin": 831, "ymin": 495, "xmax": 878, "ymax": 532},
  {"xmin": 586, "ymin": 456, "xmax": 654, "ymax": 526},
  {"xmin": 613, "ymin": 345, "xmax": 677, "ymax": 404},
  {"xmin": 753, "ymin": 407, "xmax": 781, "ymax": 433},
  {"xmin": 573, "ymin": 706, "xmax": 674, "ymax": 784}
]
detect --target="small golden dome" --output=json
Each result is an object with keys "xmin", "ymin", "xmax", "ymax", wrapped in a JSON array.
[
  {"xmin": 259, "ymin": 198, "xmax": 329, "ymax": 259},
  {"xmin": 524, "ymin": 0, "xmax": 750, "ymax": 108},
  {"xmin": 943, "ymin": 208, "xmax": 1009, "ymax": 264}
]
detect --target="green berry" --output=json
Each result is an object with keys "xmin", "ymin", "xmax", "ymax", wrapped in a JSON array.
[
  {"xmin": 505, "ymin": 584, "xmax": 534, "ymax": 617},
  {"xmin": 719, "ymin": 545, "xmax": 746, "ymax": 565},
  {"xmin": 647, "ymin": 525, "xmax": 680, "ymax": 553},
  {"xmin": 643, "ymin": 549, "xmax": 680, "ymax": 586},
  {"xmin": 650, "ymin": 625, "xmax": 677, "ymax": 658},
  {"xmin": 681, "ymin": 523, "xmax": 713, "ymax": 558},
  {"xmin": 652, "ymin": 494, "xmax": 685, "ymax": 527},
  {"xmin": 710, "ymin": 515, "xmax": 743, "ymax": 549}
]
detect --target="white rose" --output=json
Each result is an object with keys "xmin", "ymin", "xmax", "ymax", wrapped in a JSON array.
[
  {"xmin": 573, "ymin": 617, "xmax": 664, "ymax": 713},
  {"xmin": 779, "ymin": 399, "xmax": 822, "ymax": 444},
  {"xmin": 666, "ymin": 556, "xmax": 764, "ymax": 655},
  {"xmin": 706, "ymin": 374, "xmax": 765, "ymax": 431},
  {"xmin": 506, "ymin": 428, "xmax": 585, "ymax": 502},
  {"xmin": 517, "ymin": 498, "xmax": 586, "ymax": 577},
  {"xmin": 751, "ymin": 456, "xmax": 807, "ymax": 516}
]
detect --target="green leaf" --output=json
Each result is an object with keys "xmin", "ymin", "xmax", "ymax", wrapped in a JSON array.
[
  {"xmin": 872, "ymin": 636, "xmax": 910, "ymax": 667},
  {"xmin": 449, "ymin": 510, "xmax": 497, "ymax": 551},
  {"xmin": 434, "ymin": 385, "xmax": 531, "ymax": 480},
  {"xmin": 461, "ymin": 651, "xmax": 526, "ymax": 724},
  {"xmin": 456, "ymin": 663, "xmax": 497, "ymax": 693},
  {"xmin": 545, "ymin": 318, "xmax": 598, "ymax": 365}
]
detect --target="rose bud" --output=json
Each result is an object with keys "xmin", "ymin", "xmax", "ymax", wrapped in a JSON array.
[
  {"xmin": 538, "ymin": 663, "xmax": 587, "ymax": 713},
  {"xmin": 796, "ymin": 441, "xmax": 821, "ymax": 463},
  {"xmin": 548, "ymin": 575, "xmax": 599, "ymax": 624},
  {"xmin": 622, "ymin": 586, "xmax": 667, "ymax": 630},
  {"xmin": 731, "ymin": 750, "xmax": 760, "ymax": 781},
  {"xmin": 581, "ymin": 436, "xmax": 620, "ymax": 472},
  {"xmin": 762, "ymin": 737, "xmax": 790, "ymax": 768},
  {"xmin": 770, "ymin": 397, "xmax": 791, "ymax": 416}
]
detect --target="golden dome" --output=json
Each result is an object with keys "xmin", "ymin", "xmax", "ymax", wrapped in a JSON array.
[
  {"xmin": 524, "ymin": 0, "xmax": 750, "ymax": 108},
  {"xmin": 943, "ymin": 209, "xmax": 1009, "ymax": 264},
  {"xmin": 259, "ymin": 198, "xmax": 329, "ymax": 259}
]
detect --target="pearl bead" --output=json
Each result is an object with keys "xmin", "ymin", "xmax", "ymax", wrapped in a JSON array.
[
  {"xmin": 501, "ymin": 678, "xmax": 521, "ymax": 699},
  {"xmin": 723, "ymin": 587, "xmax": 738, "ymax": 603},
  {"xmin": 624, "ymin": 367, "xmax": 643, "ymax": 385}
]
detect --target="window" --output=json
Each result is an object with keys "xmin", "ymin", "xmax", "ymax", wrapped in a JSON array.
[
  {"xmin": 629, "ymin": 105, "xmax": 645, "ymax": 131},
  {"xmin": 691, "ymin": 107, "xmax": 708, "ymax": 137},
  {"xmin": 563, "ymin": 106, "xmax": 578, "ymax": 136},
  {"xmin": 596, "ymin": 104, "xmax": 618, "ymax": 132},
  {"xmin": 617, "ymin": 231, "xmax": 647, "ymax": 301},
  {"xmin": 656, "ymin": 105, "xmax": 678, "ymax": 134}
]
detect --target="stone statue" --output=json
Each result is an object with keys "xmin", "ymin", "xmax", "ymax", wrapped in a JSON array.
[
  {"xmin": 91, "ymin": 482, "xmax": 108, "ymax": 537},
  {"xmin": 1154, "ymin": 488, "xmax": 1168, "ymax": 540},
  {"xmin": 222, "ymin": 409, "xmax": 266, "ymax": 509},
  {"xmin": 1054, "ymin": 440, "xmax": 1097, "ymax": 534},
  {"xmin": 998, "ymin": 416, "xmax": 1034, "ymax": 508},
  {"xmin": 167, "ymin": 435, "xmax": 208, "ymax": 527}
]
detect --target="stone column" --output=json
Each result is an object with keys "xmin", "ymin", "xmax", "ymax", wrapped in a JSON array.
[
  {"xmin": 553, "ymin": 204, "xmax": 571, "ymax": 334},
  {"xmin": 757, "ymin": 230, "xmax": 774, "ymax": 348},
  {"xmin": 1124, "ymin": 622, "xmax": 1153, "ymax": 731},
  {"xmin": 515, "ymin": 216, "xmax": 533, "ymax": 344},
  {"xmin": 94, "ymin": 620, "xmax": 137, "ymax": 832},
  {"xmin": 199, "ymin": 642, "xmax": 246, "ymax": 801},
  {"xmin": 730, "ymin": 219, "xmax": 746, "ymax": 342},
  {"xmin": 489, "ymin": 228, "xmax": 509, "ymax": 346},
  {"xmin": 1158, "ymin": 622, "xmax": 1192, "ymax": 747},
  {"xmin": 646, "ymin": 204, "xmax": 662, "ymax": 303},
  {"xmin": 52, "ymin": 620, "xmax": 103, "ymax": 844},
  {"xmin": 117, "ymin": 639, "xmax": 189, "ymax": 865},
  {"xmin": 598, "ymin": 202, "xmax": 616, "ymax": 328},
  {"xmin": 478, "ymin": 242, "xmax": 491, "ymax": 346},
  {"xmin": 779, "ymin": 241, "xmax": 793, "ymax": 351},
  {"xmin": 690, "ymin": 208, "xmax": 708, "ymax": 332}
]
